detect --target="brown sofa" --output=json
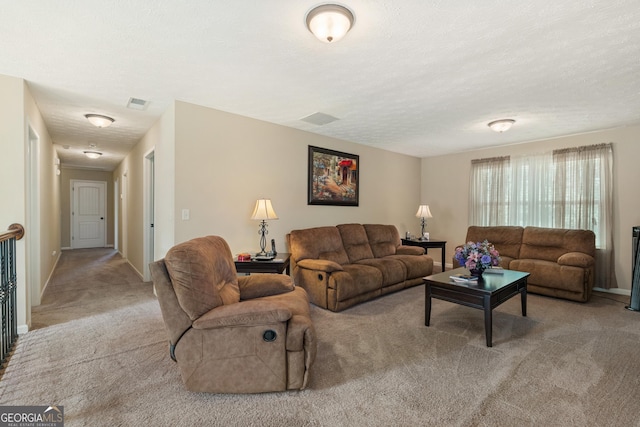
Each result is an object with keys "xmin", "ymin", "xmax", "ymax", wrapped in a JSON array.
[
  {"xmin": 150, "ymin": 235, "xmax": 316, "ymax": 393},
  {"xmin": 287, "ymin": 224, "xmax": 434, "ymax": 312},
  {"xmin": 455, "ymin": 226, "xmax": 596, "ymax": 302}
]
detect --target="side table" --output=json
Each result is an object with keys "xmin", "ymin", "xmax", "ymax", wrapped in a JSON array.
[
  {"xmin": 401, "ymin": 238, "xmax": 447, "ymax": 272},
  {"xmin": 235, "ymin": 253, "xmax": 291, "ymax": 275}
]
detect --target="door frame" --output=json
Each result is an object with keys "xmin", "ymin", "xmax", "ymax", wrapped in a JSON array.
[
  {"xmin": 143, "ymin": 148, "xmax": 155, "ymax": 281},
  {"xmin": 27, "ymin": 123, "xmax": 41, "ymax": 307},
  {"xmin": 70, "ymin": 179, "xmax": 107, "ymax": 249}
]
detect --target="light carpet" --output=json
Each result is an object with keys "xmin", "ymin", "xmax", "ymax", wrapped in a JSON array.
[{"xmin": 1, "ymin": 249, "xmax": 639, "ymax": 426}]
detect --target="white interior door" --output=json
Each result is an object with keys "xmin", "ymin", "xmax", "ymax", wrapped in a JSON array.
[{"xmin": 72, "ymin": 180, "xmax": 107, "ymax": 248}]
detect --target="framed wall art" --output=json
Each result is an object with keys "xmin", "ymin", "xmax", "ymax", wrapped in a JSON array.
[{"xmin": 308, "ymin": 145, "xmax": 359, "ymax": 206}]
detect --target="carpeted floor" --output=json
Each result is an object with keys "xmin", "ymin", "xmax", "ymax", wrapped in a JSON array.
[{"xmin": 1, "ymin": 248, "xmax": 639, "ymax": 426}]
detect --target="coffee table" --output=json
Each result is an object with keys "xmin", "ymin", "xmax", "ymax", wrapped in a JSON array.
[{"xmin": 423, "ymin": 267, "xmax": 529, "ymax": 347}]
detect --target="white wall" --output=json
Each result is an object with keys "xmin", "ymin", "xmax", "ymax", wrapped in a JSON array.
[{"xmin": 422, "ymin": 125, "xmax": 640, "ymax": 292}]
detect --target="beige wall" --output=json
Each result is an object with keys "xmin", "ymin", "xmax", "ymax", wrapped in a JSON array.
[
  {"xmin": 117, "ymin": 100, "xmax": 422, "ymax": 277},
  {"xmin": 0, "ymin": 75, "xmax": 28, "ymax": 328},
  {"xmin": 172, "ymin": 101, "xmax": 421, "ymax": 257},
  {"xmin": 0, "ymin": 74, "xmax": 60, "ymax": 330},
  {"xmin": 25, "ymin": 82, "xmax": 61, "ymax": 307},
  {"xmin": 59, "ymin": 168, "xmax": 114, "ymax": 248},
  {"xmin": 113, "ymin": 105, "xmax": 174, "ymax": 278},
  {"xmin": 422, "ymin": 125, "xmax": 640, "ymax": 292}
]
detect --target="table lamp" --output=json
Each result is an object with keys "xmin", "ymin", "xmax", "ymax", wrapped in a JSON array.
[
  {"xmin": 415, "ymin": 205, "xmax": 432, "ymax": 241},
  {"xmin": 251, "ymin": 199, "xmax": 278, "ymax": 258}
]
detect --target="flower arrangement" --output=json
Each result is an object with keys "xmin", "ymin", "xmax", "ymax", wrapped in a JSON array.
[{"xmin": 454, "ymin": 240, "xmax": 501, "ymax": 273}]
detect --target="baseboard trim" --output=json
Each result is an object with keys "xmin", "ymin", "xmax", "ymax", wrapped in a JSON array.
[
  {"xmin": 125, "ymin": 258, "xmax": 144, "ymax": 280},
  {"xmin": 61, "ymin": 247, "xmax": 72, "ymax": 251},
  {"xmin": 40, "ymin": 251, "xmax": 62, "ymax": 301},
  {"xmin": 594, "ymin": 287, "xmax": 631, "ymax": 296},
  {"xmin": 18, "ymin": 324, "xmax": 29, "ymax": 334}
]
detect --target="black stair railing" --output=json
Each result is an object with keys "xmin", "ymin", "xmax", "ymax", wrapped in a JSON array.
[{"xmin": 0, "ymin": 223, "xmax": 24, "ymax": 370}]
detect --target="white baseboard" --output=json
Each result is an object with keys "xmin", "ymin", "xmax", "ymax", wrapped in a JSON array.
[
  {"xmin": 40, "ymin": 251, "xmax": 62, "ymax": 302},
  {"xmin": 61, "ymin": 247, "xmax": 72, "ymax": 251},
  {"xmin": 594, "ymin": 287, "xmax": 631, "ymax": 296},
  {"xmin": 125, "ymin": 258, "xmax": 144, "ymax": 280},
  {"xmin": 18, "ymin": 324, "xmax": 29, "ymax": 334}
]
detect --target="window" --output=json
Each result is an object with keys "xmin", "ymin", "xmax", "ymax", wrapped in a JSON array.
[{"xmin": 469, "ymin": 143, "xmax": 614, "ymax": 288}]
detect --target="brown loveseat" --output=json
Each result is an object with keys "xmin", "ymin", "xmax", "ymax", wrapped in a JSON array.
[
  {"xmin": 150, "ymin": 236, "xmax": 316, "ymax": 393},
  {"xmin": 287, "ymin": 224, "xmax": 434, "ymax": 312},
  {"xmin": 456, "ymin": 226, "xmax": 596, "ymax": 302}
]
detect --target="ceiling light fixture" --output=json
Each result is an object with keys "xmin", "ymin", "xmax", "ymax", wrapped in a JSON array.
[
  {"xmin": 84, "ymin": 151, "xmax": 103, "ymax": 159},
  {"xmin": 84, "ymin": 144, "xmax": 102, "ymax": 159},
  {"xmin": 306, "ymin": 4, "xmax": 354, "ymax": 43},
  {"xmin": 85, "ymin": 114, "xmax": 115, "ymax": 128},
  {"xmin": 488, "ymin": 119, "xmax": 516, "ymax": 133}
]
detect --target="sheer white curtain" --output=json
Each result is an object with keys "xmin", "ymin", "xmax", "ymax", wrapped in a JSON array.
[
  {"xmin": 469, "ymin": 156, "xmax": 510, "ymax": 226},
  {"xmin": 509, "ymin": 153, "xmax": 554, "ymax": 227},
  {"xmin": 553, "ymin": 144, "xmax": 614, "ymax": 288},
  {"xmin": 469, "ymin": 143, "xmax": 615, "ymax": 288}
]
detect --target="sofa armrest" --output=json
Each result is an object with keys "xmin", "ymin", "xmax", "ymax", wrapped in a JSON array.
[
  {"xmin": 296, "ymin": 258, "xmax": 344, "ymax": 272},
  {"xmin": 557, "ymin": 252, "xmax": 595, "ymax": 268},
  {"xmin": 192, "ymin": 300, "xmax": 292, "ymax": 330},
  {"xmin": 396, "ymin": 245, "xmax": 425, "ymax": 255},
  {"xmin": 238, "ymin": 274, "xmax": 294, "ymax": 300}
]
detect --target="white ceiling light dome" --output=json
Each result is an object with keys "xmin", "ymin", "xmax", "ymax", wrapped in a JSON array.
[
  {"xmin": 85, "ymin": 113, "xmax": 115, "ymax": 128},
  {"xmin": 488, "ymin": 119, "xmax": 516, "ymax": 133},
  {"xmin": 306, "ymin": 4, "xmax": 355, "ymax": 43}
]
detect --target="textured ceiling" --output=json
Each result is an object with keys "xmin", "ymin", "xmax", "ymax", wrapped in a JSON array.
[{"xmin": 2, "ymin": 1, "xmax": 640, "ymax": 171}]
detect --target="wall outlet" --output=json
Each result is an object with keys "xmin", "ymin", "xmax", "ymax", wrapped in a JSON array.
[{"xmin": 182, "ymin": 209, "xmax": 190, "ymax": 220}]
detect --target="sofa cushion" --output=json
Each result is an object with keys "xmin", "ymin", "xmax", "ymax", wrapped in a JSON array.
[
  {"xmin": 465, "ymin": 226, "xmax": 524, "ymax": 260},
  {"xmin": 387, "ymin": 254, "xmax": 433, "ymax": 279},
  {"xmin": 331, "ymin": 264, "xmax": 383, "ymax": 301},
  {"xmin": 519, "ymin": 227, "xmax": 595, "ymax": 262},
  {"xmin": 289, "ymin": 226, "xmax": 350, "ymax": 265},
  {"xmin": 364, "ymin": 224, "xmax": 401, "ymax": 258},
  {"xmin": 164, "ymin": 236, "xmax": 240, "ymax": 321},
  {"xmin": 337, "ymin": 223, "xmax": 375, "ymax": 262},
  {"xmin": 510, "ymin": 259, "xmax": 587, "ymax": 294},
  {"xmin": 356, "ymin": 258, "xmax": 406, "ymax": 287}
]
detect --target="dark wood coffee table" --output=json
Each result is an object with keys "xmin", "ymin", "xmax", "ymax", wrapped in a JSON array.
[{"xmin": 423, "ymin": 267, "xmax": 529, "ymax": 347}]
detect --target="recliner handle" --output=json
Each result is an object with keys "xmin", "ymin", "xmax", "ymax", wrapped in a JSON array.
[{"xmin": 169, "ymin": 326, "xmax": 192, "ymax": 362}]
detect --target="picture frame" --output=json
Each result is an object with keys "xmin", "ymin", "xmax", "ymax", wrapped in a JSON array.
[{"xmin": 308, "ymin": 145, "xmax": 359, "ymax": 206}]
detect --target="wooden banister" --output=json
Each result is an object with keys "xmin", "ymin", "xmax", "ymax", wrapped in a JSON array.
[{"xmin": 0, "ymin": 223, "xmax": 24, "ymax": 242}]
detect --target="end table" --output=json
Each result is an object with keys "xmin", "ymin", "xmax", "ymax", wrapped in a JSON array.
[
  {"xmin": 235, "ymin": 253, "xmax": 291, "ymax": 275},
  {"xmin": 401, "ymin": 238, "xmax": 447, "ymax": 272}
]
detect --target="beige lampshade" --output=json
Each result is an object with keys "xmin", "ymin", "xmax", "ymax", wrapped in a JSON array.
[
  {"xmin": 251, "ymin": 199, "xmax": 279, "ymax": 220},
  {"xmin": 415, "ymin": 205, "xmax": 433, "ymax": 219}
]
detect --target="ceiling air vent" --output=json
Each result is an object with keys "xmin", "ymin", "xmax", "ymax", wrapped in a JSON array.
[
  {"xmin": 300, "ymin": 112, "xmax": 339, "ymax": 126},
  {"xmin": 127, "ymin": 97, "xmax": 149, "ymax": 110}
]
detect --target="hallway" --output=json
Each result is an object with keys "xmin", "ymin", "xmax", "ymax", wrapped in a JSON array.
[{"xmin": 31, "ymin": 248, "xmax": 154, "ymax": 330}]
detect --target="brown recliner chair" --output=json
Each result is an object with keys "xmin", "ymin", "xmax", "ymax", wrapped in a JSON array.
[{"xmin": 150, "ymin": 235, "xmax": 316, "ymax": 393}]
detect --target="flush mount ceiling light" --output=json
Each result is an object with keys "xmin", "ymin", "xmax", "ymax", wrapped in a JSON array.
[
  {"xmin": 84, "ymin": 151, "xmax": 102, "ymax": 159},
  {"xmin": 488, "ymin": 119, "xmax": 516, "ymax": 133},
  {"xmin": 306, "ymin": 4, "xmax": 354, "ymax": 43},
  {"xmin": 85, "ymin": 113, "xmax": 115, "ymax": 128}
]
